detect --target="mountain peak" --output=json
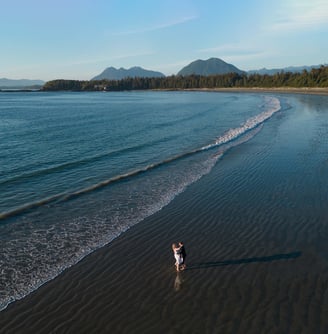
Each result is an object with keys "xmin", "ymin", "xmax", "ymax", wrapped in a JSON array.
[
  {"xmin": 92, "ymin": 66, "xmax": 165, "ymax": 80},
  {"xmin": 177, "ymin": 58, "xmax": 244, "ymax": 76}
]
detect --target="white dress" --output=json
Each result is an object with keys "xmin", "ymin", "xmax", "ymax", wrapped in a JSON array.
[{"xmin": 174, "ymin": 250, "xmax": 183, "ymax": 264}]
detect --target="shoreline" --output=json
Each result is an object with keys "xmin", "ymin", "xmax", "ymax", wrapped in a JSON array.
[
  {"xmin": 2, "ymin": 152, "xmax": 327, "ymax": 332},
  {"xmin": 168, "ymin": 87, "xmax": 328, "ymax": 96},
  {"xmin": 2, "ymin": 86, "xmax": 326, "ymax": 95}
]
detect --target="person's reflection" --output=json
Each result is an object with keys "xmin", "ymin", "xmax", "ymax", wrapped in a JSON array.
[{"xmin": 174, "ymin": 272, "xmax": 184, "ymax": 291}]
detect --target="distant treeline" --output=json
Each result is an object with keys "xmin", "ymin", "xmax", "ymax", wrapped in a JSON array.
[{"xmin": 43, "ymin": 66, "xmax": 328, "ymax": 91}]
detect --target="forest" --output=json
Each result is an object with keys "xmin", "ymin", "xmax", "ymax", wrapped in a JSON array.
[{"xmin": 43, "ymin": 66, "xmax": 328, "ymax": 91}]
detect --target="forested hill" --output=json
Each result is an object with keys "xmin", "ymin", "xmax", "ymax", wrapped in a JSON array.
[
  {"xmin": 178, "ymin": 58, "xmax": 244, "ymax": 76},
  {"xmin": 43, "ymin": 66, "xmax": 328, "ymax": 91}
]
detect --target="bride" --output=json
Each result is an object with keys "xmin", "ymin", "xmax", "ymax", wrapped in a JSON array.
[{"xmin": 172, "ymin": 243, "xmax": 182, "ymax": 272}]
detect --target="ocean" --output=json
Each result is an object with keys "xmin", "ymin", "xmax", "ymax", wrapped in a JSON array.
[{"xmin": 0, "ymin": 90, "xmax": 327, "ymax": 314}]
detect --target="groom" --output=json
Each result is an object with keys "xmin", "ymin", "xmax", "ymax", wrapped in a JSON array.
[{"xmin": 179, "ymin": 241, "xmax": 187, "ymax": 270}]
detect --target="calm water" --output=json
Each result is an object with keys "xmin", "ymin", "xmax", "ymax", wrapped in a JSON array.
[{"xmin": 0, "ymin": 91, "xmax": 326, "ymax": 311}]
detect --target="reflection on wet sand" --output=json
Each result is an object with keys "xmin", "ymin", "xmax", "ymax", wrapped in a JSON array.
[{"xmin": 174, "ymin": 272, "xmax": 184, "ymax": 291}]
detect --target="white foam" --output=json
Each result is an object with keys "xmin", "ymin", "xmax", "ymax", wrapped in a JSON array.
[{"xmin": 202, "ymin": 96, "xmax": 281, "ymax": 151}]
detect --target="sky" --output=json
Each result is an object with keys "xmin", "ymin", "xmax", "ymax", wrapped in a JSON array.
[{"xmin": 1, "ymin": 0, "xmax": 327, "ymax": 81}]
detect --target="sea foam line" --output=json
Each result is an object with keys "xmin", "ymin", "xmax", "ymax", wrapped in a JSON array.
[
  {"xmin": 0, "ymin": 96, "xmax": 281, "ymax": 221},
  {"xmin": 202, "ymin": 96, "xmax": 281, "ymax": 150}
]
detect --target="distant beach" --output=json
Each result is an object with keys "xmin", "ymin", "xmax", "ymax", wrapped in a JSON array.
[{"xmin": 180, "ymin": 87, "xmax": 328, "ymax": 96}]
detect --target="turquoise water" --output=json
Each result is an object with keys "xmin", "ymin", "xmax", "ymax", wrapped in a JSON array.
[{"xmin": 0, "ymin": 91, "xmax": 326, "ymax": 311}]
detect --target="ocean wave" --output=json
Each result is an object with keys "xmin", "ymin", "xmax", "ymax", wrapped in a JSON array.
[
  {"xmin": 0, "ymin": 134, "xmax": 179, "ymax": 187},
  {"xmin": 0, "ymin": 97, "xmax": 281, "ymax": 222},
  {"xmin": 202, "ymin": 96, "xmax": 281, "ymax": 150}
]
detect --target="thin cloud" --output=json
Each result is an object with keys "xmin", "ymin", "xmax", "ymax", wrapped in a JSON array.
[
  {"xmin": 197, "ymin": 44, "xmax": 263, "ymax": 56},
  {"xmin": 268, "ymin": 0, "xmax": 328, "ymax": 32},
  {"xmin": 111, "ymin": 15, "xmax": 198, "ymax": 36},
  {"xmin": 223, "ymin": 52, "xmax": 270, "ymax": 63},
  {"xmin": 69, "ymin": 51, "xmax": 156, "ymax": 66}
]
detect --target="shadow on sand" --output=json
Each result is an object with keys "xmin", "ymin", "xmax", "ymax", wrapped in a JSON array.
[{"xmin": 186, "ymin": 251, "xmax": 302, "ymax": 270}]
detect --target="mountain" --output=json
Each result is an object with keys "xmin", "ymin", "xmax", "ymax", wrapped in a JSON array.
[
  {"xmin": 0, "ymin": 78, "xmax": 44, "ymax": 88},
  {"xmin": 92, "ymin": 66, "xmax": 165, "ymax": 80},
  {"xmin": 177, "ymin": 58, "xmax": 244, "ymax": 76},
  {"xmin": 248, "ymin": 64, "xmax": 326, "ymax": 75}
]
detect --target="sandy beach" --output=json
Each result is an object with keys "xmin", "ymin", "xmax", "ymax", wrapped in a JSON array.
[
  {"xmin": 181, "ymin": 87, "xmax": 328, "ymax": 96},
  {"xmin": 1, "ymin": 103, "xmax": 328, "ymax": 334}
]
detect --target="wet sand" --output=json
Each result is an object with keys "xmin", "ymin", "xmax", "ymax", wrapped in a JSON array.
[
  {"xmin": 181, "ymin": 87, "xmax": 328, "ymax": 96},
  {"xmin": 1, "ymin": 103, "xmax": 328, "ymax": 333}
]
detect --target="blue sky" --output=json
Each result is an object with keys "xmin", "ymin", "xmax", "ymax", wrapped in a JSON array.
[{"xmin": 1, "ymin": 0, "xmax": 327, "ymax": 80}]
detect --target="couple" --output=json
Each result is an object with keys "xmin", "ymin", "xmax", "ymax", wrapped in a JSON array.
[{"xmin": 172, "ymin": 241, "xmax": 186, "ymax": 272}]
